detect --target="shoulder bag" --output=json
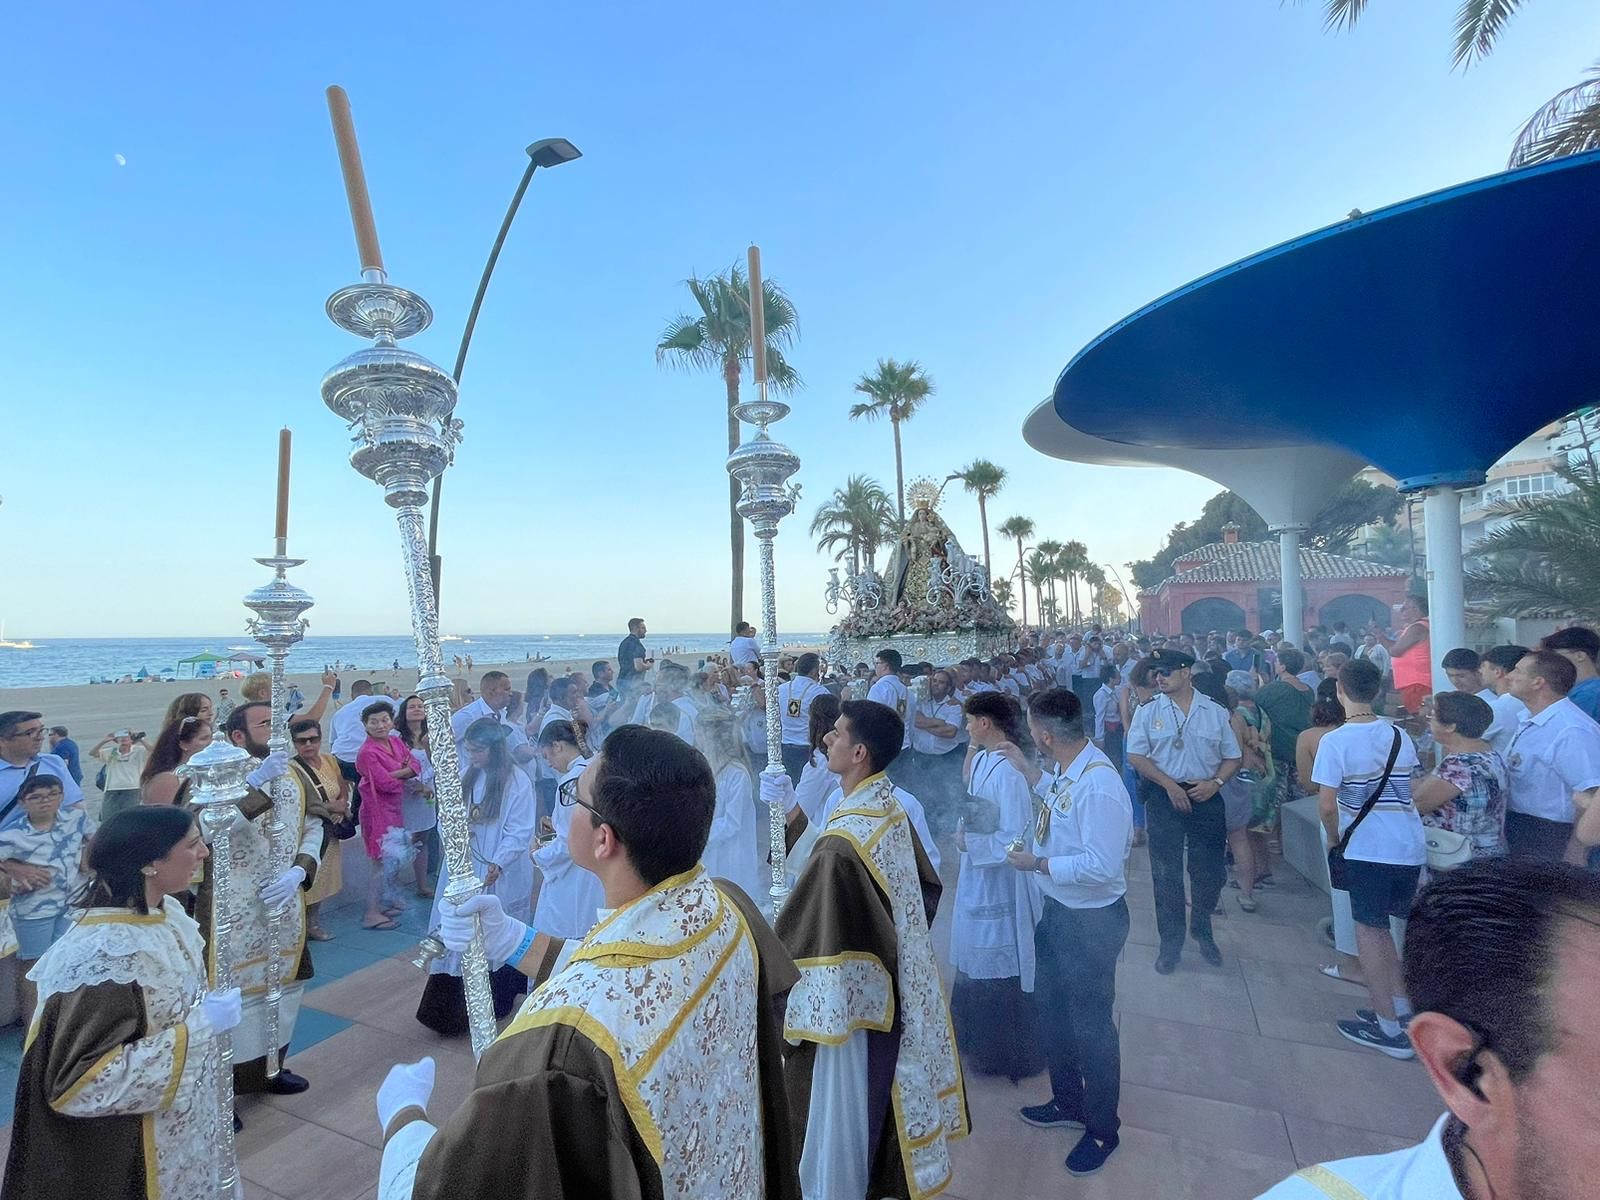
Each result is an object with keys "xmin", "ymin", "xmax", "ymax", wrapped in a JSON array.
[{"xmin": 1326, "ymin": 728, "xmax": 1402, "ymax": 892}]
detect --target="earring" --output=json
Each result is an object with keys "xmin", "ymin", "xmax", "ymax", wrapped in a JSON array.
[{"xmin": 141, "ymin": 867, "xmax": 158, "ymax": 877}]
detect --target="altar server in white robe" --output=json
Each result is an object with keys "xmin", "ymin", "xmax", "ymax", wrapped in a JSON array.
[
  {"xmin": 530, "ymin": 720, "xmax": 603, "ymax": 940},
  {"xmin": 698, "ymin": 708, "xmax": 766, "ymax": 903}
]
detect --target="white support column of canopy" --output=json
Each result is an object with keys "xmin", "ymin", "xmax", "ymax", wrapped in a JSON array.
[
  {"xmin": 1270, "ymin": 524, "xmax": 1307, "ymax": 647},
  {"xmin": 1421, "ymin": 486, "xmax": 1467, "ymax": 696}
]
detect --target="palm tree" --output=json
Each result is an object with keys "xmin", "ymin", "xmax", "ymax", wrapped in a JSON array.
[
  {"xmin": 810, "ymin": 476, "xmax": 896, "ymax": 577},
  {"xmin": 1321, "ymin": 1, "xmax": 1600, "ymax": 166},
  {"xmin": 849, "ymin": 359, "xmax": 935, "ymax": 522},
  {"xmin": 1034, "ymin": 540, "xmax": 1064, "ymax": 625},
  {"xmin": 1025, "ymin": 551, "xmax": 1057, "ymax": 625},
  {"xmin": 950, "ymin": 459, "xmax": 1007, "ymax": 573},
  {"xmin": 657, "ymin": 263, "xmax": 800, "ymax": 631},
  {"xmin": 1056, "ymin": 541, "xmax": 1090, "ymax": 626},
  {"xmin": 997, "ymin": 515, "xmax": 1035, "ymax": 628},
  {"xmin": 991, "ymin": 578, "xmax": 1015, "ymax": 615},
  {"xmin": 1082, "ymin": 563, "xmax": 1107, "ymax": 622},
  {"xmin": 1465, "ymin": 462, "xmax": 1600, "ymax": 622}
]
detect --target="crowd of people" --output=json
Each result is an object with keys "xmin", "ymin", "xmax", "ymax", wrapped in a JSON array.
[{"xmin": 1, "ymin": 605, "xmax": 1598, "ymax": 1197}]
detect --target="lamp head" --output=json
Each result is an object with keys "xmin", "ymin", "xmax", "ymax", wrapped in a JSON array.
[{"xmin": 526, "ymin": 138, "xmax": 582, "ymax": 168}]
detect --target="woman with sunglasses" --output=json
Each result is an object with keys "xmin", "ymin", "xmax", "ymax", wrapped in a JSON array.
[
  {"xmin": 139, "ymin": 714, "xmax": 213, "ymax": 806},
  {"xmin": 415, "ymin": 718, "xmax": 536, "ymax": 1036},
  {"xmin": 288, "ymin": 716, "xmax": 350, "ymax": 942}
]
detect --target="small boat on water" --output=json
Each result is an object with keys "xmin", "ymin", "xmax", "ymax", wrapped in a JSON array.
[{"xmin": 0, "ymin": 622, "xmax": 37, "ymax": 650}]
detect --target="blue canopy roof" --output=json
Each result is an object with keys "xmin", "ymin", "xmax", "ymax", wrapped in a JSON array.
[{"xmin": 1051, "ymin": 150, "xmax": 1600, "ymax": 490}]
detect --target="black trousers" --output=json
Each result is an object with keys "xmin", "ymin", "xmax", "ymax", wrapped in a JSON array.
[
  {"xmin": 780, "ymin": 742, "xmax": 811, "ymax": 785},
  {"xmin": 1034, "ymin": 895, "xmax": 1129, "ymax": 1141},
  {"xmin": 336, "ymin": 757, "xmax": 362, "ymax": 827},
  {"xmin": 1139, "ymin": 776, "xmax": 1227, "ymax": 951},
  {"xmin": 1505, "ymin": 811, "xmax": 1575, "ymax": 861}
]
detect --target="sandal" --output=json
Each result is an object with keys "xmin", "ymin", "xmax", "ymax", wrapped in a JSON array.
[
  {"xmin": 1236, "ymin": 894, "xmax": 1258, "ymax": 913},
  {"xmin": 362, "ymin": 919, "xmax": 401, "ymax": 931},
  {"xmin": 307, "ymin": 927, "xmax": 335, "ymax": 942}
]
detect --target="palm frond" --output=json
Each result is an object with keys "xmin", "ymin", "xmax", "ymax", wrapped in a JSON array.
[
  {"xmin": 1321, "ymin": 0, "xmax": 1369, "ymax": 32},
  {"xmin": 1451, "ymin": 0, "xmax": 1524, "ymax": 68},
  {"xmin": 655, "ymin": 315, "xmax": 718, "ymax": 370},
  {"xmin": 848, "ymin": 401, "xmax": 885, "ymax": 422},
  {"xmin": 1510, "ymin": 65, "xmax": 1600, "ymax": 165}
]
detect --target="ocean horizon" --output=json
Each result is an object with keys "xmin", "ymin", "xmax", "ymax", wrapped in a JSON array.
[{"xmin": 0, "ymin": 632, "xmax": 827, "ymax": 689}]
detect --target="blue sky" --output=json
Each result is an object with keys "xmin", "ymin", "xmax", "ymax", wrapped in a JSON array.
[{"xmin": 3, "ymin": 1, "xmax": 1597, "ymax": 638}]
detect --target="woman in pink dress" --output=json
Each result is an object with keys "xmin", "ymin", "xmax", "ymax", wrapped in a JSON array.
[{"xmin": 354, "ymin": 701, "xmax": 420, "ymax": 930}]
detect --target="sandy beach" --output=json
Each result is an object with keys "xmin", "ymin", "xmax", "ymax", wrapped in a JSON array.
[{"xmin": 0, "ymin": 646, "xmax": 822, "ymax": 743}]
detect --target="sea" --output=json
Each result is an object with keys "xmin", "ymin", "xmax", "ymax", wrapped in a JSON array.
[{"xmin": 0, "ymin": 633, "xmax": 826, "ymax": 689}]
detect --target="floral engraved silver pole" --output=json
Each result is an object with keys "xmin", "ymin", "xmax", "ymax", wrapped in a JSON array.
[
  {"xmin": 242, "ymin": 476, "xmax": 312, "ymax": 1079},
  {"xmin": 319, "ymin": 85, "xmax": 496, "ymax": 1058},
  {"xmin": 181, "ymin": 731, "xmax": 254, "ymax": 1199},
  {"xmin": 728, "ymin": 245, "xmax": 801, "ymax": 912}
]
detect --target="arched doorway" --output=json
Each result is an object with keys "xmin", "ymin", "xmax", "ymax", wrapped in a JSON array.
[
  {"xmin": 1181, "ymin": 596, "xmax": 1246, "ymax": 635},
  {"xmin": 1318, "ymin": 593, "xmax": 1389, "ymax": 634}
]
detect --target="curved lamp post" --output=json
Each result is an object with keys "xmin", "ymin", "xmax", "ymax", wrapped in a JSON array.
[{"xmin": 426, "ymin": 137, "xmax": 583, "ymax": 599}]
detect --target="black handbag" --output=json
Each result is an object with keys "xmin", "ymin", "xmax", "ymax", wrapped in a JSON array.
[{"xmin": 1327, "ymin": 728, "xmax": 1403, "ymax": 891}]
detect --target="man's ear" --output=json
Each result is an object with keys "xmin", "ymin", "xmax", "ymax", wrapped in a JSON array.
[{"xmin": 1408, "ymin": 1012, "xmax": 1509, "ymax": 1130}]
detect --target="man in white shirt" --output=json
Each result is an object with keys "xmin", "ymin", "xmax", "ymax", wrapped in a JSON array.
[
  {"xmin": 1257, "ymin": 857, "xmax": 1600, "ymax": 1200},
  {"xmin": 776, "ymin": 653, "xmax": 826, "ymax": 783},
  {"xmin": 329, "ymin": 679, "xmax": 386, "ymax": 824},
  {"xmin": 1125, "ymin": 647, "xmax": 1241, "ymax": 973},
  {"xmin": 998, "ymin": 687, "xmax": 1132, "ymax": 1180},
  {"xmin": 1312, "ymin": 658, "xmax": 1425, "ymax": 1060},
  {"xmin": 1073, "ymin": 636, "xmax": 1109, "ymax": 709},
  {"xmin": 1477, "ymin": 643, "xmax": 1532, "ymax": 760},
  {"xmin": 450, "ymin": 671, "xmax": 533, "ymax": 765},
  {"xmin": 866, "ymin": 648, "xmax": 912, "ymax": 751},
  {"xmin": 1504, "ymin": 650, "xmax": 1600, "ymax": 861},
  {"xmin": 728, "ymin": 621, "xmax": 762, "ymax": 671},
  {"xmin": 628, "ymin": 662, "xmax": 696, "ymax": 744},
  {"xmin": 1052, "ymin": 637, "xmax": 1078, "ymax": 690},
  {"xmin": 910, "ymin": 667, "xmax": 964, "ymax": 834}
]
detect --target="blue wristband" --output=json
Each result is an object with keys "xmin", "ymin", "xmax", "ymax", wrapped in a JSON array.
[{"xmin": 509, "ymin": 925, "xmax": 537, "ymax": 966}]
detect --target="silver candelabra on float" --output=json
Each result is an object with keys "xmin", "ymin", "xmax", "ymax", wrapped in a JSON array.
[
  {"xmin": 180, "ymin": 731, "xmax": 255, "ymax": 1200},
  {"xmin": 318, "ymin": 86, "xmax": 496, "ymax": 1058},
  {"xmin": 728, "ymin": 245, "xmax": 801, "ymax": 913},
  {"xmin": 242, "ymin": 525, "xmax": 311, "ymax": 1080}
]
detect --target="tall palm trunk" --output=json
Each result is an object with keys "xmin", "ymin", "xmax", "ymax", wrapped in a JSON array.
[
  {"xmin": 977, "ymin": 494, "xmax": 991, "ymax": 573},
  {"xmin": 724, "ymin": 357, "xmax": 745, "ymax": 633},
  {"xmin": 891, "ymin": 417, "xmax": 906, "ymax": 523},
  {"xmin": 1016, "ymin": 543, "xmax": 1028, "ymax": 628}
]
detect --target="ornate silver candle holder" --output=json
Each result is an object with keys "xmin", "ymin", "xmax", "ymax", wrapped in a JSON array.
[
  {"xmin": 180, "ymin": 730, "xmax": 254, "ymax": 1200},
  {"xmin": 727, "ymin": 393, "xmax": 801, "ymax": 912},
  {"xmin": 321, "ymin": 279, "xmax": 495, "ymax": 1058},
  {"xmin": 242, "ymin": 548, "xmax": 312, "ymax": 1079}
]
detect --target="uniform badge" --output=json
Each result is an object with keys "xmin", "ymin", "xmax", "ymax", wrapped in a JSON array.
[{"xmin": 787, "ymin": 699, "xmax": 801, "ymax": 717}]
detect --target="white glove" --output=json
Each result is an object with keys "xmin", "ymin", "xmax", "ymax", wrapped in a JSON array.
[
  {"xmin": 760, "ymin": 770, "xmax": 797, "ymax": 815},
  {"xmin": 201, "ymin": 987, "xmax": 242, "ymax": 1034},
  {"xmin": 441, "ymin": 892, "xmax": 527, "ymax": 964},
  {"xmin": 259, "ymin": 865, "xmax": 306, "ymax": 911},
  {"xmin": 376, "ymin": 1057, "xmax": 436, "ymax": 1133},
  {"xmin": 245, "ymin": 751, "xmax": 290, "ymax": 791}
]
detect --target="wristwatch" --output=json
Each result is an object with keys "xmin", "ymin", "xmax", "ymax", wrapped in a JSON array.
[
  {"xmin": 1034, "ymin": 855, "xmax": 1050, "ymax": 876},
  {"xmin": 1212, "ymin": 776, "xmax": 1224, "ymax": 790}
]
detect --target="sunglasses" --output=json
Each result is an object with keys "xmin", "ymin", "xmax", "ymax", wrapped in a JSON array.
[
  {"xmin": 557, "ymin": 776, "xmax": 615, "ymax": 828},
  {"xmin": 1151, "ymin": 666, "xmax": 1186, "ymax": 678},
  {"xmin": 293, "ymin": 734, "xmax": 321, "ymax": 745}
]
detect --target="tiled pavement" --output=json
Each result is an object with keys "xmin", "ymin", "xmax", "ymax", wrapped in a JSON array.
[{"xmin": 0, "ymin": 839, "xmax": 1443, "ymax": 1198}]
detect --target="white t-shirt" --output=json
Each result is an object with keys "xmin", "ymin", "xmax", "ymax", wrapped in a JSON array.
[
  {"xmin": 866, "ymin": 675, "xmax": 912, "ymax": 748},
  {"xmin": 1311, "ymin": 719, "xmax": 1425, "ymax": 866},
  {"xmin": 729, "ymin": 635, "xmax": 762, "ymax": 667},
  {"xmin": 1481, "ymin": 689, "xmax": 1529, "ymax": 760},
  {"xmin": 778, "ymin": 678, "xmax": 825, "ymax": 746},
  {"xmin": 910, "ymin": 698, "xmax": 964, "ymax": 756},
  {"xmin": 330, "ymin": 694, "xmax": 385, "ymax": 760}
]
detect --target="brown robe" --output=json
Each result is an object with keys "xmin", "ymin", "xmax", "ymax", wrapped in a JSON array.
[
  {"xmin": 775, "ymin": 822, "xmax": 946, "ymax": 1200},
  {"xmin": 409, "ymin": 881, "xmax": 802, "ymax": 1200},
  {"xmin": 3, "ymin": 982, "xmax": 154, "ymax": 1200}
]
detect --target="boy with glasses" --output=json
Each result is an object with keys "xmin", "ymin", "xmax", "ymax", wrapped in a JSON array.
[{"xmin": 0, "ymin": 712, "xmax": 84, "ymax": 848}]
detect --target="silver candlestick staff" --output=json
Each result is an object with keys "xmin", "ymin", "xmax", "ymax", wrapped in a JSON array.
[
  {"xmin": 181, "ymin": 731, "xmax": 255, "ymax": 1200},
  {"xmin": 728, "ymin": 244, "xmax": 801, "ymax": 912},
  {"xmin": 318, "ymin": 85, "xmax": 496, "ymax": 1057},
  {"xmin": 243, "ymin": 428, "xmax": 312, "ymax": 1079}
]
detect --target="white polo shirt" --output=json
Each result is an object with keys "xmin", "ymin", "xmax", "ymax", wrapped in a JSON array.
[
  {"xmin": 910, "ymin": 697, "xmax": 963, "ymax": 756},
  {"xmin": 1030, "ymin": 740, "xmax": 1132, "ymax": 910},
  {"xmin": 1126, "ymin": 691, "xmax": 1242, "ymax": 783},
  {"xmin": 778, "ymin": 677, "xmax": 825, "ymax": 746},
  {"xmin": 1255, "ymin": 1114, "xmax": 1462, "ymax": 1199},
  {"xmin": 867, "ymin": 675, "xmax": 912, "ymax": 748},
  {"xmin": 330, "ymin": 693, "xmax": 385, "ymax": 760},
  {"xmin": 1505, "ymin": 696, "xmax": 1600, "ymax": 823},
  {"xmin": 1481, "ymin": 689, "xmax": 1529, "ymax": 760}
]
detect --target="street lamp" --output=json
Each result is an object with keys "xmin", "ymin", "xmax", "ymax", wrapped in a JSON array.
[{"xmin": 425, "ymin": 137, "xmax": 583, "ymax": 598}]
